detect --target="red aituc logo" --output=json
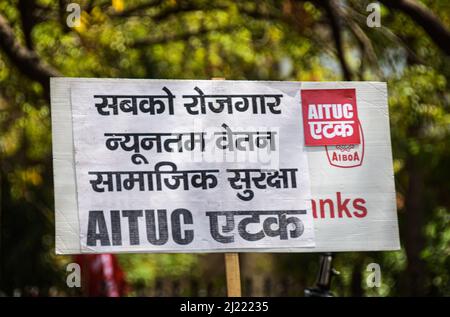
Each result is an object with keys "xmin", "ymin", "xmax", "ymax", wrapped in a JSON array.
[
  {"xmin": 301, "ymin": 88, "xmax": 361, "ymax": 146},
  {"xmin": 301, "ymin": 88, "xmax": 364, "ymax": 168}
]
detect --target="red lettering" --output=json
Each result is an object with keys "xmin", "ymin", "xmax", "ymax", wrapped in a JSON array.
[
  {"xmin": 353, "ymin": 198, "xmax": 367, "ymax": 218},
  {"xmin": 330, "ymin": 152, "xmax": 361, "ymax": 162},
  {"xmin": 336, "ymin": 192, "xmax": 352, "ymax": 218},
  {"xmin": 312, "ymin": 193, "xmax": 368, "ymax": 219},
  {"xmin": 312, "ymin": 199, "xmax": 317, "ymax": 218},
  {"xmin": 319, "ymin": 199, "xmax": 335, "ymax": 218}
]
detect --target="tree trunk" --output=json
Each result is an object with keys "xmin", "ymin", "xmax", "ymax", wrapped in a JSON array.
[{"xmin": 403, "ymin": 156, "xmax": 427, "ymax": 295}]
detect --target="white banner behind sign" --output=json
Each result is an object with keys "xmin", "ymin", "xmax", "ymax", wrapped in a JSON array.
[{"xmin": 51, "ymin": 78, "xmax": 400, "ymax": 254}]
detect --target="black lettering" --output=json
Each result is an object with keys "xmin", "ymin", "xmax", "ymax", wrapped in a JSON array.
[
  {"xmin": 87, "ymin": 210, "xmax": 110, "ymax": 246},
  {"xmin": 122, "ymin": 210, "xmax": 143, "ymax": 245},
  {"xmin": 171, "ymin": 208, "xmax": 194, "ymax": 245},
  {"xmin": 145, "ymin": 209, "xmax": 169, "ymax": 245},
  {"xmin": 110, "ymin": 210, "xmax": 122, "ymax": 246}
]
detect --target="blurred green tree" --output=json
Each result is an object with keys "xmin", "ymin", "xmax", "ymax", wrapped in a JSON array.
[{"xmin": 0, "ymin": 0, "xmax": 448, "ymax": 296}]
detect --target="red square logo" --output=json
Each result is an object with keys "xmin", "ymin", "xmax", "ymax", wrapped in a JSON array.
[{"xmin": 301, "ymin": 88, "xmax": 361, "ymax": 146}]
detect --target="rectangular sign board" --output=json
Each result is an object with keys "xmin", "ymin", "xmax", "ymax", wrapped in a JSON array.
[{"xmin": 51, "ymin": 78, "xmax": 400, "ymax": 254}]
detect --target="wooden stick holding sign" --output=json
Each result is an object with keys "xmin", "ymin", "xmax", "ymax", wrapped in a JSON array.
[
  {"xmin": 224, "ymin": 252, "xmax": 242, "ymax": 296},
  {"xmin": 212, "ymin": 77, "xmax": 242, "ymax": 297}
]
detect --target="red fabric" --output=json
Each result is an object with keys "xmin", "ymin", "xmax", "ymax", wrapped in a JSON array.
[{"xmin": 74, "ymin": 254, "xmax": 127, "ymax": 297}]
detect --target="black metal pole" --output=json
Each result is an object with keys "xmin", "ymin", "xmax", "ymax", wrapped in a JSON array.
[{"xmin": 304, "ymin": 253, "xmax": 338, "ymax": 297}]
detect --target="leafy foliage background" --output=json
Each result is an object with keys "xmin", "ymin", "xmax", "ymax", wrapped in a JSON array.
[{"xmin": 0, "ymin": 0, "xmax": 448, "ymax": 296}]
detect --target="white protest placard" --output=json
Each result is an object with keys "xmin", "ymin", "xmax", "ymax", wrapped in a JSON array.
[
  {"xmin": 67, "ymin": 80, "xmax": 315, "ymax": 253},
  {"xmin": 51, "ymin": 78, "xmax": 400, "ymax": 254}
]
